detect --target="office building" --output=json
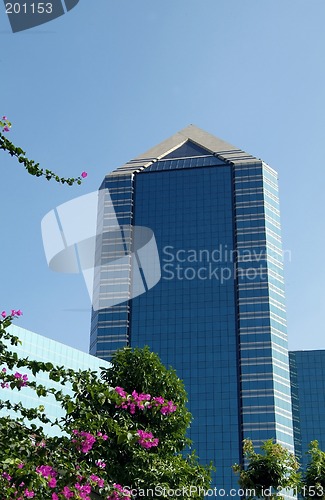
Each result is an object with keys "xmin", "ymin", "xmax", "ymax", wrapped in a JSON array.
[
  {"xmin": 90, "ymin": 125, "xmax": 295, "ymax": 490},
  {"xmin": 289, "ymin": 350, "xmax": 325, "ymax": 471},
  {"xmin": 1, "ymin": 325, "xmax": 109, "ymax": 436}
]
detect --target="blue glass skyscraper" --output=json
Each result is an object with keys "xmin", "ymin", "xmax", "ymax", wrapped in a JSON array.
[
  {"xmin": 90, "ymin": 126, "xmax": 294, "ymax": 491},
  {"xmin": 289, "ymin": 350, "xmax": 325, "ymax": 471}
]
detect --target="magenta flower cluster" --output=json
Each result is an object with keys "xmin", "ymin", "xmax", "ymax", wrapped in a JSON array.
[
  {"xmin": 2, "ymin": 471, "xmax": 11, "ymax": 481},
  {"xmin": 1, "ymin": 115, "xmax": 10, "ymax": 132},
  {"xmin": 36, "ymin": 464, "xmax": 57, "ymax": 489},
  {"xmin": 71, "ymin": 429, "xmax": 108, "ymax": 457},
  {"xmin": 50, "ymin": 482, "xmax": 92, "ymax": 499},
  {"xmin": 23, "ymin": 489, "xmax": 35, "ymax": 498},
  {"xmin": 89, "ymin": 474, "xmax": 104, "ymax": 488},
  {"xmin": 95, "ymin": 459, "xmax": 106, "ymax": 469},
  {"xmin": 107, "ymin": 483, "xmax": 131, "ymax": 500},
  {"xmin": 137, "ymin": 430, "xmax": 159, "ymax": 449},
  {"xmin": 71, "ymin": 430, "xmax": 96, "ymax": 454},
  {"xmin": 97, "ymin": 431, "xmax": 108, "ymax": 440},
  {"xmin": 115, "ymin": 386, "xmax": 177, "ymax": 415},
  {"xmin": 0, "ymin": 368, "xmax": 28, "ymax": 389},
  {"xmin": 1, "ymin": 309, "xmax": 23, "ymax": 319},
  {"xmin": 2, "ymin": 469, "xmax": 36, "ymax": 498},
  {"xmin": 14, "ymin": 372, "xmax": 29, "ymax": 388},
  {"xmin": 4, "ymin": 467, "xmax": 109, "ymax": 500}
]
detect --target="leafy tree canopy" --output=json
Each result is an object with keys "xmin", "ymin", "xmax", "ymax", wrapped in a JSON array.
[
  {"xmin": 302, "ymin": 440, "xmax": 325, "ymax": 499},
  {"xmin": 233, "ymin": 439, "xmax": 300, "ymax": 500},
  {"xmin": 0, "ymin": 312, "xmax": 212, "ymax": 499}
]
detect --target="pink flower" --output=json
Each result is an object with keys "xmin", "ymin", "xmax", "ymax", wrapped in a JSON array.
[
  {"xmin": 36, "ymin": 464, "xmax": 56, "ymax": 478},
  {"xmin": 161, "ymin": 400, "xmax": 177, "ymax": 415},
  {"xmin": 2, "ymin": 471, "xmax": 11, "ymax": 481},
  {"xmin": 153, "ymin": 396, "xmax": 164, "ymax": 405},
  {"xmin": 97, "ymin": 432, "xmax": 108, "ymax": 440},
  {"xmin": 137, "ymin": 393, "xmax": 151, "ymax": 402},
  {"xmin": 129, "ymin": 402, "xmax": 136, "ymax": 414},
  {"xmin": 115, "ymin": 386, "xmax": 127, "ymax": 398},
  {"xmin": 75, "ymin": 482, "xmax": 91, "ymax": 494},
  {"xmin": 1, "ymin": 311, "xmax": 6, "ymax": 318},
  {"xmin": 10, "ymin": 309, "xmax": 23, "ymax": 317},
  {"xmin": 14, "ymin": 372, "xmax": 28, "ymax": 387},
  {"xmin": 110, "ymin": 484, "xmax": 131, "ymax": 500},
  {"xmin": 52, "ymin": 494, "xmax": 59, "ymax": 500},
  {"xmin": 81, "ymin": 171, "xmax": 88, "ymax": 178},
  {"xmin": 3, "ymin": 126, "xmax": 10, "ymax": 132},
  {"xmin": 2, "ymin": 116, "xmax": 7, "ymax": 120},
  {"xmin": 95, "ymin": 459, "xmax": 106, "ymax": 469},
  {"xmin": 90, "ymin": 474, "xmax": 105, "ymax": 488},
  {"xmin": 17, "ymin": 462, "xmax": 24, "ymax": 469},
  {"xmin": 72, "ymin": 430, "xmax": 96, "ymax": 453},
  {"xmin": 137, "ymin": 429, "xmax": 159, "ymax": 449},
  {"xmin": 2, "ymin": 367, "xmax": 6, "ymax": 373},
  {"xmin": 62, "ymin": 486, "xmax": 74, "ymax": 498},
  {"xmin": 48, "ymin": 477, "xmax": 57, "ymax": 488},
  {"xmin": 23, "ymin": 490, "xmax": 35, "ymax": 498}
]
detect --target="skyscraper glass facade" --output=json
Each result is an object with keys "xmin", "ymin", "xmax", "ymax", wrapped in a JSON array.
[
  {"xmin": 1, "ymin": 325, "xmax": 110, "ymax": 436},
  {"xmin": 289, "ymin": 350, "xmax": 325, "ymax": 471},
  {"xmin": 90, "ymin": 126, "xmax": 294, "ymax": 491}
]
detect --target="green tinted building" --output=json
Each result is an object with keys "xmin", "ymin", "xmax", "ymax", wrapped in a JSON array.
[{"xmin": 1, "ymin": 325, "xmax": 110, "ymax": 436}]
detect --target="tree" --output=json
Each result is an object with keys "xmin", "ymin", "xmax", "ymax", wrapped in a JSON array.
[
  {"xmin": 97, "ymin": 346, "xmax": 211, "ymax": 493},
  {"xmin": 0, "ymin": 312, "xmax": 212, "ymax": 499},
  {"xmin": 302, "ymin": 440, "xmax": 325, "ymax": 499},
  {"xmin": 232, "ymin": 439, "xmax": 300, "ymax": 500}
]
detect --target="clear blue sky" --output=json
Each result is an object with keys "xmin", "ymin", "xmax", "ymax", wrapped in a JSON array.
[{"xmin": 1, "ymin": 0, "xmax": 324, "ymax": 353}]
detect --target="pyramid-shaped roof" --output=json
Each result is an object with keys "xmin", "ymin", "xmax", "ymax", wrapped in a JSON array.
[{"xmin": 110, "ymin": 125, "xmax": 263, "ymax": 176}]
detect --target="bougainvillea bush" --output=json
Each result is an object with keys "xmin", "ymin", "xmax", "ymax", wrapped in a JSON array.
[{"xmin": 0, "ymin": 311, "xmax": 212, "ymax": 499}]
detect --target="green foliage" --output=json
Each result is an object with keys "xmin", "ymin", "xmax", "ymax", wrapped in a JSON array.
[
  {"xmin": 302, "ymin": 440, "xmax": 325, "ymax": 499},
  {"xmin": 96, "ymin": 346, "xmax": 213, "ymax": 495},
  {"xmin": 101, "ymin": 346, "xmax": 192, "ymax": 450},
  {"xmin": 0, "ymin": 118, "xmax": 85, "ymax": 185},
  {"xmin": 0, "ymin": 315, "xmax": 212, "ymax": 499},
  {"xmin": 233, "ymin": 439, "xmax": 300, "ymax": 499}
]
